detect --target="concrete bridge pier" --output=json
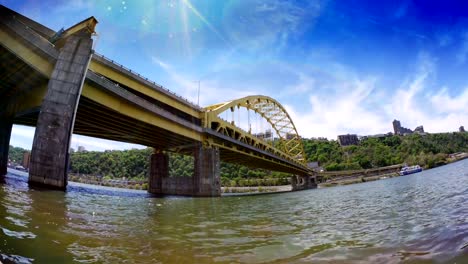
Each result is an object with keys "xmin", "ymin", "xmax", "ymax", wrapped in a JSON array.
[
  {"xmin": 0, "ymin": 117, "xmax": 13, "ymax": 176},
  {"xmin": 193, "ymin": 146, "xmax": 221, "ymax": 197},
  {"xmin": 148, "ymin": 151, "xmax": 168, "ymax": 194},
  {"xmin": 148, "ymin": 145, "xmax": 221, "ymax": 197},
  {"xmin": 292, "ymin": 174, "xmax": 317, "ymax": 191},
  {"xmin": 29, "ymin": 30, "xmax": 93, "ymax": 189}
]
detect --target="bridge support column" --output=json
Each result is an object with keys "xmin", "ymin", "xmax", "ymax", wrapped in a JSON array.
[
  {"xmin": 292, "ymin": 174, "xmax": 317, "ymax": 191},
  {"xmin": 148, "ymin": 151, "xmax": 168, "ymax": 194},
  {"xmin": 193, "ymin": 146, "xmax": 221, "ymax": 197},
  {"xmin": 0, "ymin": 117, "xmax": 13, "ymax": 177},
  {"xmin": 29, "ymin": 30, "xmax": 93, "ymax": 189},
  {"xmin": 148, "ymin": 146, "xmax": 220, "ymax": 197}
]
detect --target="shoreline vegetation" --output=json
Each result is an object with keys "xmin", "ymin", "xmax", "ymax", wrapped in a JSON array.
[
  {"xmin": 7, "ymin": 132, "xmax": 468, "ymax": 193},
  {"xmin": 66, "ymin": 154, "xmax": 466, "ymax": 193}
]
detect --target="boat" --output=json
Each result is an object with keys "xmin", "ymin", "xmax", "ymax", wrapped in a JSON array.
[{"xmin": 399, "ymin": 165, "xmax": 423, "ymax": 176}]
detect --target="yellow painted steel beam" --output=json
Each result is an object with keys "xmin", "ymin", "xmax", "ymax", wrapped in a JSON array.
[
  {"xmin": 0, "ymin": 29, "xmax": 54, "ymax": 77},
  {"xmin": 89, "ymin": 59, "xmax": 201, "ymax": 119},
  {"xmin": 54, "ymin": 16, "xmax": 97, "ymax": 48},
  {"xmin": 211, "ymin": 116, "xmax": 304, "ymax": 166},
  {"xmin": 212, "ymin": 142, "xmax": 307, "ymax": 174},
  {"xmin": 76, "ymin": 100, "xmax": 194, "ymax": 147},
  {"xmin": 61, "ymin": 17, "xmax": 97, "ymax": 38},
  {"xmin": 4, "ymin": 84, "xmax": 47, "ymax": 117},
  {"xmin": 205, "ymin": 95, "xmax": 307, "ymax": 165},
  {"xmin": 81, "ymin": 83, "xmax": 203, "ymax": 142}
]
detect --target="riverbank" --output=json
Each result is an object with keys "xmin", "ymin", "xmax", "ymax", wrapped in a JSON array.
[
  {"xmin": 68, "ymin": 173, "xmax": 294, "ymax": 194},
  {"xmin": 318, "ymin": 153, "xmax": 468, "ymax": 188},
  {"xmin": 319, "ymin": 172, "xmax": 400, "ymax": 187},
  {"xmin": 222, "ymin": 185, "xmax": 292, "ymax": 194},
  {"xmin": 23, "ymin": 152, "xmax": 468, "ymax": 194}
]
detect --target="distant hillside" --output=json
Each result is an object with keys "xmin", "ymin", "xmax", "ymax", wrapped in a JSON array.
[
  {"xmin": 8, "ymin": 145, "xmax": 27, "ymax": 163},
  {"xmin": 303, "ymin": 132, "xmax": 468, "ymax": 171}
]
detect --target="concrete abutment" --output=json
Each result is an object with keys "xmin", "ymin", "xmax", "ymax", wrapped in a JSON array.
[
  {"xmin": 29, "ymin": 30, "xmax": 93, "ymax": 189},
  {"xmin": 148, "ymin": 145, "xmax": 221, "ymax": 197}
]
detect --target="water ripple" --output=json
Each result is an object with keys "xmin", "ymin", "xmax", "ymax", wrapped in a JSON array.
[
  {"xmin": 0, "ymin": 159, "xmax": 467, "ymax": 263},
  {"xmin": 1, "ymin": 227, "xmax": 36, "ymax": 239}
]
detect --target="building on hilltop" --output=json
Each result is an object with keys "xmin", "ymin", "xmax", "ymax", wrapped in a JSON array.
[
  {"xmin": 460, "ymin": 126, "xmax": 466, "ymax": 132},
  {"xmin": 337, "ymin": 134, "xmax": 359, "ymax": 146},
  {"xmin": 393, "ymin": 119, "xmax": 413, "ymax": 135},
  {"xmin": 310, "ymin": 137, "xmax": 328, "ymax": 141},
  {"xmin": 358, "ymin": 132, "xmax": 393, "ymax": 141},
  {"xmin": 392, "ymin": 119, "xmax": 401, "ymax": 134},
  {"xmin": 307, "ymin": 161, "xmax": 319, "ymax": 169},
  {"xmin": 254, "ymin": 129, "xmax": 273, "ymax": 140},
  {"xmin": 307, "ymin": 161, "xmax": 324, "ymax": 172},
  {"xmin": 392, "ymin": 119, "xmax": 424, "ymax": 135},
  {"xmin": 77, "ymin": 146, "xmax": 86, "ymax": 152},
  {"xmin": 414, "ymin": 125, "xmax": 424, "ymax": 134}
]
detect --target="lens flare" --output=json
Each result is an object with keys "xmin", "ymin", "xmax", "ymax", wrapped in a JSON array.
[{"xmin": 181, "ymin": 0, "xmax": 230, "ymax": 45}]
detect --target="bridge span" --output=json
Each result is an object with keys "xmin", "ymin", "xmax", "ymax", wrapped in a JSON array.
[{"xmin": 0, "ymin": 5, "xmax": 316, "ymax": 196}]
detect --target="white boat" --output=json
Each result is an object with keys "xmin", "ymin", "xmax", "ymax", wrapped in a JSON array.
[{"xmin": 399, "ymin": 165, "xmax": 422, "ymax": 176}]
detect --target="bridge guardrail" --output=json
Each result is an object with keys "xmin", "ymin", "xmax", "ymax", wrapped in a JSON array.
[{"xmin": 92, "ymin": 52, "xmax": 202, "ymax": 110}]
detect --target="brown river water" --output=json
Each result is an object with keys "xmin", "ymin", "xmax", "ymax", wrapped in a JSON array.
[{"xmin": 1, "ymin": 159, "xmax": 467, "ymax": 263}]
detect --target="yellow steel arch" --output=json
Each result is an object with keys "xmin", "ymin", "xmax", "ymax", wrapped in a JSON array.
[{"xmin": 204, "ymin": 95, "xmax": 307, "ymax": 165}]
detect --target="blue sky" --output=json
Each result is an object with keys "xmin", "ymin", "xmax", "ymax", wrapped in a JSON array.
[{"xmin": 3, "ymin": 0, "xmax": 468, "ymax": 151}]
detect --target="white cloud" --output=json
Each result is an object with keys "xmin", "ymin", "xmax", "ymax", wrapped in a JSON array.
[
  {"xmin": 150, "ymin": 56, "xmax": 257, "ymax": 106},
  {"xmin": 279, "ymin": 52, "xmax": 467, "ymax": 139},
  {"xmin": 10, "ymin": 126, "xmax": 35, "ymax": 149},
  {"xmin": 383, "ymin": 52, "xmax": 467, "ymax": 133},
  {"xmin": 430, "ymin": 88, "xmax": 468, "ymax": 114},
  {"xmin": 385, "ymin": 53, "xmax": 434, "ymax": 127},
  {"xmin": 285, "ymin": 76, "xmax": 389, "ymax": 139},
  {"xmin": 281, "ymin": 73, "xmax": 314, "ymax": 96},
  {"xmin": 151, "ymin": 56, "xmax": 171, "ymax": 71},
  {"xmin": 223, "ymin": 0, "xmax": 322, "ymax": 54},
  {"xmin": 70, "ymin": 135, "xmax": 145, "ymax": 151}
]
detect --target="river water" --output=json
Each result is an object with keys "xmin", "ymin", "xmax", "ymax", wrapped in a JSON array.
[{"xmin": 1, "ymin": 160, "xmax": 467, "ymax": 263}]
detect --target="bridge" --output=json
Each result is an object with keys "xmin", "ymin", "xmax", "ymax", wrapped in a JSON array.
[{"xmin": 0, "ymin": 5, "xmax": 316, "ymax": 196}]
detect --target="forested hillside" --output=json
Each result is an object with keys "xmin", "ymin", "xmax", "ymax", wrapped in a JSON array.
[
  {"xmin": 304, "ymin": 132, "xmax": 468, "ymax": 171},
  {"xmin": 7, "ymin": 146, "xmax": 26, "ymax": 163}
]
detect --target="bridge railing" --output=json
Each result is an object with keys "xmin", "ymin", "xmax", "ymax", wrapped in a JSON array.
[
  {"xmin": 92, "ymin": 52, "xmax": 202, "ymax": 111},
  {"xmin": 86, "ymin": 70, "xmax": 206, "ymax": 134},
  {"xmin": 1, "ymin": 10, "xmax": 59, "ymax": 59}
]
